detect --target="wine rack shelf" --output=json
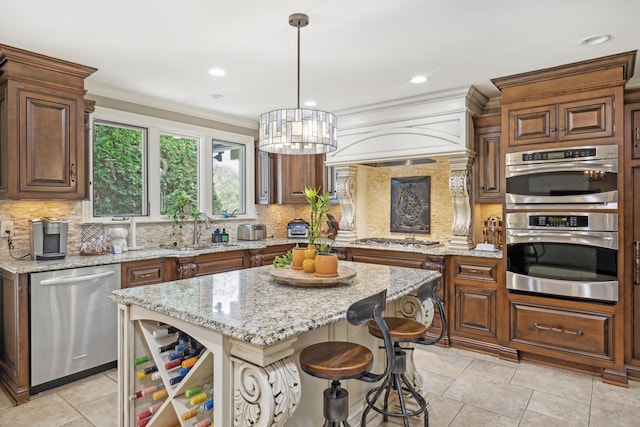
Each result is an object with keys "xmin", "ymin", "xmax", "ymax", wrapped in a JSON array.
[{"xmin": 130, "ymin": 319, "xmax": 215, "ymax": 427}]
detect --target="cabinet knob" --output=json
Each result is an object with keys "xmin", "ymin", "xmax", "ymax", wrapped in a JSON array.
[{"xmin": 559, "ymin": 126, "xmax": 565, "ymax": 131}]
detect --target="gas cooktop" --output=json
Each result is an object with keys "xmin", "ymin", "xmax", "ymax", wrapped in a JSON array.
[{"xmin": 355, "ymin": 238, "xmax": 442, "ymax": 249}]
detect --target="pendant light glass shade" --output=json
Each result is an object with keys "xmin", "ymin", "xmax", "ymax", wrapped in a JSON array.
[
  {"xmin": 258, "ymin": 13, "xmax": 338, "ymax": 155},
  {"xmin": 259, "ymin": 108, "xmax": 337, "ymax": 154}
]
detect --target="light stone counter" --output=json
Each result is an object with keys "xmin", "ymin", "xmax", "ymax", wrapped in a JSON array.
[
  {"xmin": 112, "ymin": 262, "xmax": 441, "ymax": 426},
  {"xmin": 0, "ymin": 238, "xmax": 500, "ymax": 275}
]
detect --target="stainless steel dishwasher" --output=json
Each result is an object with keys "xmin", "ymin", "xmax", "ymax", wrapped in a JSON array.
[{"xmin": 30, "ymin": 263, "xmax": 121, "ymax": 393}]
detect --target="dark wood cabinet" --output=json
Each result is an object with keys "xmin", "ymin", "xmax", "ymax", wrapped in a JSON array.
[
  {"xmin": 174, "ymin": 250, "xmax": 248, "ymax": 279},
  {"xmin": 492, "ymin": 51, "xmax": 634, "ymax": 153},
  {"xmin": 473, "ymin": 113, "xmax": 502, "ymax": 203},
  {"xmin": 508, "ymin": 294, "xmax": 615, "ymax": 365},
  {"xmin": 122, "ymin": 259, "xmax": 174, "ymax": 288},
  {"xmin": 624, "ymin": 90, "xmax": 640, "ymax": 381},
  {"xmin": 278, "ymin": 154, "xmax": 324, "ymax": 204},
  {"xmin": 448, "ymin": 256, "xmax": 501, "ymax": 351},
  {"xmin": 507, "ymin": 96, "xmax": 614, "ymax": 147},
  {"xmin": 0, "ymin": 44, "xmax": 96, "ymax": 200},
  {"xmin": 255, "ymin": 143, "xmax": 277, "ymax": 204},
  {"xmin": 0, "ymin": 271, "xmax": 29, "ymax": 404},
  {"xmin": 254, "ymin": 146, "xmax": 335, "ymax": 204},
  {"xmin": 346, "ymin": 247, "xmax": 427, "ymax": 269}
]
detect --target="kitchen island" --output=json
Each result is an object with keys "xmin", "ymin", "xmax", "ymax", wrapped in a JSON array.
[{"xmin": 109, "ymin": 261, "xmax": 441, "ymax": 427}]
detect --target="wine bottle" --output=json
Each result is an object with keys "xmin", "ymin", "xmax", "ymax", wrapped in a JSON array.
[
  {"xmin": 180, "ymin": 398, "xmax": 214, "ymax": 421},
  {"xmin": 134, "ymin": 355, "xmax": 150, "ymax": 366},
  {"xmin": 129, "ymin": 383, "xmax": 162, "ymax": 400},
  {"xmin": 136, "ymin": 401, "xmax": 164, "ymax": 421},
  {"xmin": 185, "ymin": 378, "xmax": 213, "ymax": 397},
  {"xmin": 152, "ymin": 326, "xmax": 179, "ymax": 338},
  {"xmin": 169, "ymin": 372, "xmax": 186, "ymax": 385},
  {"xmin": 157, "ymin": 340, "xmax": 180, "ymax": 353},
  {"xmin": 178, "ymin": 366, "xmax": 192, "ymax": 377},
  {"xmin": 136, "ymin": 365, "xmax": 158, "ymax": 380},
  {"xmin": 194, "ymin": 419, "xmax": 212, "ymax": 427},
  {"xmin": 189, "ymin": 388, "xmax": 213, "ymax": 406}
]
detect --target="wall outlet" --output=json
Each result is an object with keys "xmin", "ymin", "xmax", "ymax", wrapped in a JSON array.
[{"xmin": 1, "ymin": 221, "xmax": 14, "ymax": 238}]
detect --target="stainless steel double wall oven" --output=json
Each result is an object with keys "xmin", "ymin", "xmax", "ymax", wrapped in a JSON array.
[{"xmin": 504, "ymin": 145, "xmax": 619, "ymax": 302}]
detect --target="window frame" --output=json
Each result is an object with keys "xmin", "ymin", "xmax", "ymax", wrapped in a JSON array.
[{"xmin": 83, "ymin": 106, "xmax": 255, "ymax": 223}]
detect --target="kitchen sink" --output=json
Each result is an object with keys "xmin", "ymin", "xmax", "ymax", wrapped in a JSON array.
[{"xmin": 163, "ymin": 243, "xmax": 243, "ymax": 252}]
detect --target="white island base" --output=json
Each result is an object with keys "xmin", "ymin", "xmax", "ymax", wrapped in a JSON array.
[{"xmin": 112, "ymin": 263, "xmax": 440, "ymax": 426}]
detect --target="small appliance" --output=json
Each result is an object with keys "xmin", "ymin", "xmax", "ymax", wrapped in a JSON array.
[
  {"xmin": 237, "ymin": 224, "xmax": 267, "ymax": 241},
  {"xmin": 287, "ymin": 218, "xmax": 310, "ymax": 239},
  {"xmin": 30, "ymin": 218, "xmax": 68, "ymax": 260}
]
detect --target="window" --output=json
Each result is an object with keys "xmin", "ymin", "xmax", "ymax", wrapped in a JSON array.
[
  {"xmin": 92, "ymin": 121, "xmax": 147, "ymax": 217},
  {"xmin": 212, "ymin": 140, "xmax": 245, "ymax": 216},
  {"xmin": 86, "ymin": 107, "xmax": 255, "ymax": 221},
  {"xmin": 160, "ymin": 133, "xmax": 198, "ymax": 215}
]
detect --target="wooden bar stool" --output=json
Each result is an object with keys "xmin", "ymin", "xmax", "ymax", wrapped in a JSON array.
[
  {"xmin": 362, "ymin": 278, "xmax": 446, "ymax": 427},
  {"xmin": 299, "ymin": 290, "xmax": 395, "ymax": 427}
]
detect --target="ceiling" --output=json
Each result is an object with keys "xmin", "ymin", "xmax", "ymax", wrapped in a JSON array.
[{"xmin": 2, "ymin": 0, "xmax": 640, "ymax": 128}]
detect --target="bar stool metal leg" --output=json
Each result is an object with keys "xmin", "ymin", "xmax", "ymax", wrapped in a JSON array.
[
  {"xmin": 361, "ymin": 346, "xmax": 429, "ymax": 427},
  {"xmin": 323, "ymin": 380, "xmax": 351, "ymax": 426}
]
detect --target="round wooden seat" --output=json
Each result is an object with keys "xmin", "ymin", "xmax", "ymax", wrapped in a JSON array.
[
  {"xmin": 299, "ymin": 341, "xmax": 374, "ymax": 380},
  {"xmin": 368, "ymin": 317, "xmax": 427, "ymax": 341}
]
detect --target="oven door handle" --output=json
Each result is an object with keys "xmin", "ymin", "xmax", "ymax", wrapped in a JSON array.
[
  {"xmin": 506, "ymin": 230, "xmax": 618, "ymax": 249},
  {"xmin": 505, "ymin": 160, "xmax": 617, "ymax": 178}
]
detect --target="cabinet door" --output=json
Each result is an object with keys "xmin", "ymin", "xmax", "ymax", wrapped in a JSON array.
[
  {"xmin": 279, "ymin": 154, "xmax": 323, "ymax": 204},
  {"xmin": 18, "ymin": 85, "xmax": 82, "ymax": 195},
  {"xmin": 454, "ymin": 284, "xmax": 496, "ymax": 339},
  {"xmin": 508, "ymin": 104, "xmax": 557, "ymax": 146},
  {"xmin": 255, "ymin": 145, "xmax": 276, "ymax": 204},
  {"xmin": 632, "ymin": 167, "xmax": 640, "ymax": 361},
  {"xmin": 631, "ymin": 108, "xmax": 640, "ymax": 160},
  {"xmin": 558, "ymin": 96, "xmax": 613, "ymax": 141}
]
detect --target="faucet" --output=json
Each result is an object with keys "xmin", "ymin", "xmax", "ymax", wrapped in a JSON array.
[{"xmin": 193, "ymin": 211, "xmax": 211, "ymax": 246}]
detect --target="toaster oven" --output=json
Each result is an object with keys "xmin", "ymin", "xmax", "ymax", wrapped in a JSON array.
[
  {"xmin": 287, "ymin": 218, "xmax": 309, "ymax": 239},
  {"xmin": 237, "ymin": 224, "xmax": 266, "ymax": 241}
]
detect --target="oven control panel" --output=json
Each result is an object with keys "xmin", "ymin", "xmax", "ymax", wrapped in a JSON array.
[
  {"xmin": 521, "ymin": 148, "xmax": 596, "ymax": 162},
  {"xmin": 528, "ymin": 215, "xmax": 588, "ymax": 227}
]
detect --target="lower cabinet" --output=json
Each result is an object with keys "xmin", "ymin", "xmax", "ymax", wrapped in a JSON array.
[
  {"xmin": 346, "ymin": 247, "xmax": 428, "ymax": 269},
  {"xmin": 122, "ymin": 259, "xmax": 174, "ymax": 288},
  {"xmin": 448, "ymin": 256, "xmax": 502, "ymax": 351},
  {"xmin": 508, "ymin": 293, "xmax": 616, "ymax": 367},
  {"xmin": 174, "ymin": 250, "xmax": 248, "ymax": 279},
  {"xmin": 247, "ymin": 243, "xmax": 296, "ymax": 267}
]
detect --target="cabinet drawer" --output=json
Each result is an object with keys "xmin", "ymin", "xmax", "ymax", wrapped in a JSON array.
[
  {"xmin": 122, "ymin": 260, "xmax": 167, "ymax": 288},
  {"xmin": 510, "ymin": 301, "xmax": 613, "ymax": 361},
  {"xmin": 453, "ymin": 260, "xmax": 497, "ymax": 283}
]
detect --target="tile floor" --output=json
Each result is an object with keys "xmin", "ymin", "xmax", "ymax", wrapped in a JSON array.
[{"xmin": 1, "ymin": 345, "xmax": 639, "ymax": 426}]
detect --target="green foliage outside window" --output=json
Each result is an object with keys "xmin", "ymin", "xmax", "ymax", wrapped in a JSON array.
[
  {"xmin": 93, "ymin": 123, "xmax": 144, "ymax": 217},
  {"xmin": 160, "ymin": 135, "xmax": 198, "ymax": 215}
]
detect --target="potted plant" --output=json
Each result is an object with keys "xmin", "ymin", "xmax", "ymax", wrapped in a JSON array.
[
  {"xmin": 314, "ymin": 233, "xmax": 338, "ymax": 277},
  {"xmin": 302, "ymin": 185, "xmax": 331, "ymax": 273},
  {"xmin": 162, "ymin": 190, "xmax": 196, "ymax": 247}
]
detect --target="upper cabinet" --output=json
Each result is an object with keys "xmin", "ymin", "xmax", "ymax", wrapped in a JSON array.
[
  {"xmin": 492, "ymin": 51, "xmax": 636, "ymax": 152},
  {"xmin": 508, "ymin": 96, "xmax": 613, "ymax": 146},
  {"xmin": 473, "ymin": 113, "xmax": 502, "ymax": 203},
  {"xmin": 254, "ymin": 146, "xmax": 335, "ymax": 204},
  {"xmin": 0, "ymin": 44, "xmax": 96, "ymax": 200}
]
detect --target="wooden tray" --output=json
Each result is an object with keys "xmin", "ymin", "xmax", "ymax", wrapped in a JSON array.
[{"xmin": 270, "ymin": 265, "xmax": 357, "ymax": 287}]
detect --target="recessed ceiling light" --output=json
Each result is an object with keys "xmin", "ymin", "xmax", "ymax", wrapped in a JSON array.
[
  {"xmin": 208, "ymin": 68, "xmax": 226, "ymax": 77},
  {"xmin": 578, "ymin": 34, "xmax": 611, "ymax": 46},
  {"xmin": 210, "ymin": 94, "xmax": 224, "ymax": 99},
  {"xmin": 304, "ymin": 100, "xmax": 317, "ymax": 107},
  {"xmin": 410, "ymin": 75, "xmax": 428, "ymax": 84}
]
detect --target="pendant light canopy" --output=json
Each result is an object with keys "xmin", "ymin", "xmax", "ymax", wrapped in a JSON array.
[{"xmin": 258, "ymin": 13, "xmax": 338, "ymax": 155}]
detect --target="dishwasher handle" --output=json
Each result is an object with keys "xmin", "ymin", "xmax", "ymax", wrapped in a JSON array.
[{"xmin": 39, "ymin": 270, "xmax": 115, "ymax": 286}]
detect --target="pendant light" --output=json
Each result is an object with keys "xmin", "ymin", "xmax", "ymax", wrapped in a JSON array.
[{"xmin": 258, "ymin": 13, "xmax": 337, "ymax": 155}]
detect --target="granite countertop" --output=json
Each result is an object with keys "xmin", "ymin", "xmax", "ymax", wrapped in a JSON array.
[
  {"xmin": 0, "ymin": 238, "xmax": 501, "ymax": 274},
  {"xmin": 109, "ymin": 261, "xmax": 441, "ymax": 347}
]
